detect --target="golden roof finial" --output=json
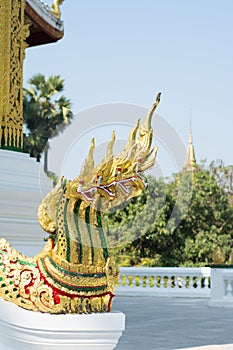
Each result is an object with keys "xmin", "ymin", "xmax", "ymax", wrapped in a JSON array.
[
  {"xmin": 184, "ymin": 119, "xmax": 196, "ymax": 171},
  {"xmin": 51, "ymin": 0, "xmax": 64, "ymax": 19}
]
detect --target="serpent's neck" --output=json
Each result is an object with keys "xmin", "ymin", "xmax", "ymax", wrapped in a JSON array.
[{"xmin": 53, "ymin": 195, "xmax": 109, "ymax": 267}]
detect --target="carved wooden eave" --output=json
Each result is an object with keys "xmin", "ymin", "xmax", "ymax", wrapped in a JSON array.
[{"xmin": 25, "ymin": 0, "xmax": 64, "ymax": 47}]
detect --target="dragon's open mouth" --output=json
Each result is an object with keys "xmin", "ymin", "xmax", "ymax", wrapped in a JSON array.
[{"xmin": 76, "ymin": 172, "xmax": 147, "ymax": 203}]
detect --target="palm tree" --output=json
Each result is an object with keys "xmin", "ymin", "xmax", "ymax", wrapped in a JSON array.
[{"xmin": 23, "ymin": 74, "xmax": 73, "ymax": 177}]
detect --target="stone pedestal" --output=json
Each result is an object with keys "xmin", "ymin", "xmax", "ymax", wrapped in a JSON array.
[
  {"xmin": 0, "ymin": 150, "xmax": 52, "ymax": 257},
  {"xmin": 0, "ymin": 299, "xmax": 125, "ymax": 350}
]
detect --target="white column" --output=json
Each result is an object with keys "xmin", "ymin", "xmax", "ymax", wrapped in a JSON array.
[
  {"xmin": 0, "ymin": 150, "xmax": 52, "ymax": 257},
  {"xmin": 0, "ymin": 298, "xmax": 125, "ymax": 350}
]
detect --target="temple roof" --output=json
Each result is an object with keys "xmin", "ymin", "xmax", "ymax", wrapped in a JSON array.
[{"xmin": 25, "ymin": 0, "xmax": 64, "ymax": 47}]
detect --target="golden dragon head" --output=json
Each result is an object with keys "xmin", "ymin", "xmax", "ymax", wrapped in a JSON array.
[{"xmin": 65, "ymin": 93, "xmax": 161, "ymax": 209}]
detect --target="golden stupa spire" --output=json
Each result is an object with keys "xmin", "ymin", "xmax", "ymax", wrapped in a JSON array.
[{"xmin": 184, "ymin": 122, "xmax": 196, "ymax": 172}]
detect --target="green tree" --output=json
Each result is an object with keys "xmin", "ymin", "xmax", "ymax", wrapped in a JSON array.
[
  {"xmin": 177, "ymin": 168, "xmax": 233, "ymax": 265},
  {"xmin": 23, "ymin": 74, "xmax": 73, "ymax": 176},
  {"xmin": 209, "ymin": 160, "xmax": 233, "ymax": 204},
  {"xmin": 106, "ymin": 165, "xmax": 233, "ymax": 267},
  {"xmin": 106, "ymin": 176, "xmax": 185, "ymax": 266}
]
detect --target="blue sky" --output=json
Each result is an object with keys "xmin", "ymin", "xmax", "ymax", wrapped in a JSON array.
[{"xmin": 24, "ymin": 0, "xmax": 233, "ymax": 176}]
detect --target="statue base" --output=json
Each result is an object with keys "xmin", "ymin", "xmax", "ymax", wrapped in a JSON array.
[{"xmin": 0, "ymin": 298, "xmax": 125, "ymax": 350}]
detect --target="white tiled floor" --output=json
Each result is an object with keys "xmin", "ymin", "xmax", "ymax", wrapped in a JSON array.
[
  {"xmin": 113, "ymin": 296, "xmax": 233, "ymax": 350},
  {"xmin": 179, "ymin": 346, "xmax": 233, "ymax": 350}
]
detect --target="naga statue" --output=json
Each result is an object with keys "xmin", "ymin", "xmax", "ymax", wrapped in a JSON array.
[{"xmin": 0, "ymin": 93, "xmax": 161, "ymax": 314}]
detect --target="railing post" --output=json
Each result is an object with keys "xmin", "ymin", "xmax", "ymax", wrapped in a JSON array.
[{"xmin": 209, "ymin": 268, "xmax": 233, "ymax": 307}]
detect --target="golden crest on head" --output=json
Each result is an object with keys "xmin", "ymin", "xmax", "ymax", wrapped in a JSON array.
[{"xmin": 66, "ymin": 92, "xmax": 161, "ymax": 206}]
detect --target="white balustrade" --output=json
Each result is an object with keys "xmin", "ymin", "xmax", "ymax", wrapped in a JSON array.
[{"xmin": 116, "ymin": 267, "xmax": 211, "ymax": 298}]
